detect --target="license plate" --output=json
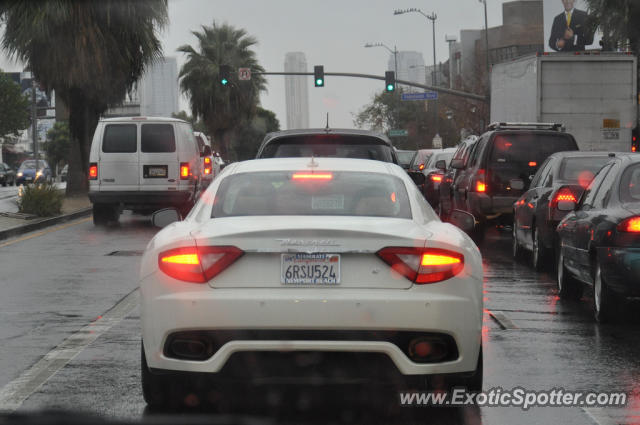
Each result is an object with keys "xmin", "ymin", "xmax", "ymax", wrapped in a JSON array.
[
  {"xmin": 281, "ymin": 253, "xmax": 340, "ymax": 285},
  {"xmin": 148, "ymin": 166, "xmax": 167, "ymax": 177},
  {"xmin": 25, "ymin": 177, "xmax": 32, "ymax": 181}
]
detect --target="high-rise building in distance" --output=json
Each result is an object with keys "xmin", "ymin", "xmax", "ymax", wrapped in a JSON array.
[
  {"xmin": 388, "ymin": 51, "xmax": 427, "ymax": 91},
  {"xmin": 284, "ymin": 52, "xmax": 310, "ymax": 129},
  {"xmin": 140, "ymin": 57, "xmax": 179, "ymax": 117}
]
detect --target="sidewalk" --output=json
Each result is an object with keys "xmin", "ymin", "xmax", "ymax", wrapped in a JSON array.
[{"xmin": 0, "ymin": 196, "xmax": 92, "ymax": 238}]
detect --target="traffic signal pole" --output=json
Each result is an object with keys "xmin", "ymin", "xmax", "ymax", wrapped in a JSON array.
[{"xmin": 251, "ymin": 71, "xmax": 487, "ymax": 102}]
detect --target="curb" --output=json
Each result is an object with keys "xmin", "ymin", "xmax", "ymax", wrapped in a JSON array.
[{"xmin": 0, "ymin": 207, "xmax": 92, "ymax": 242}]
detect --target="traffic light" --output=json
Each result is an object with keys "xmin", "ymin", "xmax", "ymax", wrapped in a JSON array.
[
  {"xmin": 314, "ymin": 65, "xmax": 324, "ymax": 87},
  {"xmin": 219, "ymin": 65, "xmax": 230, "ymax": 86},
  {"xmin": 385, "ymin": 71, "xmax": 395, "ymax": 92}
]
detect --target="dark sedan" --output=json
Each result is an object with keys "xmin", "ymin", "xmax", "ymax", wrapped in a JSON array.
[
  {"xmin": 438, "ymin": 136, "xmax": 478, "ymax": 220},
  {"xmin": 0, "ymin": 163, "xmax": 16, "ymax": 186},
  {"xmin": 513, "ymin": 152, "xmax": 612, "ymax": 270},
  {"xmin": 556, "ymin": 153, "xmax": 640, "ymax": 323}
]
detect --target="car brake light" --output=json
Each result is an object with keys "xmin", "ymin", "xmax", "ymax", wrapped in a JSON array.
[
  {"xmin": 180, "ymin": 163, "xmax": 190, "ymax": 179},
  {"xmin": 158, "ymin": 246, "xmax": 244, "ymax": 283},
  {"xmin": 203, "ymin": 157, "xmax": 212, "ymax": 175},
  {"xmin": 551, "ymin": 188, "xmax": 577, "ymax": 207},
  {"xmin": 88, "ymin": 163, "xmax": 98, "ymax": 180},
  {"xmin": 476, "ymin": 181, "xmax": 486, "ymax": 192},
  {"xmin": 376, "ymin": 247, "xmax": 464, "ymax": 284},
  {"xmin": 292, "ymin": 173, "xmax": 333, "ymax": 180},
  {"xmin": 419, "ymin": 164, "xmax": 425, "ymax": 171},
  {"xmin": 633, "ymin": 146, "xmax": 637, "ymax": 152},
  {"xmin": 431, "ymin": 175, "xmax": 443, "ymax": 182},
  {"xmin": 618, "ymin": 217, "xmax": 640, "ymax": 233},
  {"xmin": 528, "ymin": 161, "xmax": 537, "ymax": 167}
]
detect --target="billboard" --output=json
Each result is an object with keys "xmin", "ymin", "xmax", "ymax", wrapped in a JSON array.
[{"xmin": 543, "ymin": 0, "xmax": 601, "ymax": 52}]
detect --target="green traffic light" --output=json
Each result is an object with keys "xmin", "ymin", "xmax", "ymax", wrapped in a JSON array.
[
  {"xmin": 386, "ymin": 84, "xmax": 395, "ymax": 92},
  {"xmin": 221, "ymin": 78, "xmax": 229, "ymax": 86},
  {"xmin": 316, "ymin": 78, "xmax": 324, "ymax": 86}
]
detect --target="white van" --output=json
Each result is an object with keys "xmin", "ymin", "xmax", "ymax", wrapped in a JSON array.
[{"xmin": 88, "ymin": 117, "xmax": 206, "ymax": 225}]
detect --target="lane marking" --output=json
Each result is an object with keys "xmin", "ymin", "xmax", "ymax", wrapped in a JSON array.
[
  {"xmin": 0, "ymin": 217, "xmax": 91, "ymax": 249},
  {"xmin": 0, "ymin": 289, "xmax": 139, "ymax": 412},
  {"xmin": 488, "ymin": 310, "xmax": 518, "ymax": 330}
]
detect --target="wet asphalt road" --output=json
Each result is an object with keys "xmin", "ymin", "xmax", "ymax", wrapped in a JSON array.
[{"xmin": 0, "ymin": 214, "xmax": 639, "ymax": 424}]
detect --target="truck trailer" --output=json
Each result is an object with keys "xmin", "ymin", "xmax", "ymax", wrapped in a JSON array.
[{"xmin": 491, "ymin": 52, "xmax": 637, "ymax": 152}]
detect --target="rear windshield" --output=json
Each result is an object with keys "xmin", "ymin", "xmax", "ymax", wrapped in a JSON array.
[
  {"xmin": 141, "ymin": 124, "xmax": 176, "ymax": 153},
  {"xmin": 396, "ymin": 151, "xmax": 415, "ymax": 167},
  {"xmin": 259, "ymin": 135, "xmax": 394, "ymax": 163},
  {"xmin": 426, "ymin": 152, "xmax": 454, "ymax": 168},
  {"xmin": 488, "ymin": 133, "xmax": 577, "ymax": 192},
  {"xmin": 558, "ymin": 156, "xmax": 611, "ymax": 186},
  {"xmin": 211, "ymin": 171, "xmax": 411, "ymax": 219},
  {"xmin": 620, "ymin": 163, "xmax": 640, "ymax": 203},
  {"xmin": 102, "ymin": 124, "xmax": 137, "ymax": 153}
]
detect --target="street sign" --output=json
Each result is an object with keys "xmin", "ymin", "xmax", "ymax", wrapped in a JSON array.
[
  {"xmin": 432, "ymin": 134, "xmax": 443, "ymax": 148},
  {"xmin": 401, "ymin": 91, "xmax": 438, "ymax": 101},
  {"xmin": 238, "ymin": 68, "xmax": 251, "ymax": 81},
  {"xmin": 389, "ymin": 129, "xmax": 408, "ymax": 137}
]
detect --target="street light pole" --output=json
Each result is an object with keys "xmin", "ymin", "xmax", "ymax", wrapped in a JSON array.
[
  {"xmin": 31, "ymin": 79, "xmax": 38, "ymax": 173},
  {"xmin": 364, "ymin": 42, "xmax": 400, "ymax": 127},
  {"xmin": 480, "ymin": 0, "xmax": 490, "ymax": 93},
  {"xmin": 394, "ymin": 8, "xmax": 440, "ymax": 141}
]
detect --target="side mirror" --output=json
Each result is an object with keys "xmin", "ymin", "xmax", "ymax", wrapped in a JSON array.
[
  {"xmin": 450, "ymin": 159, "xmax": 464, "ymax": 169},
  {"xmin": 449, "ymin": 209, "xmax": 476, "ymax": 233},
  {"xmin": 435, "ymin": 160, "xmax": 447, "ymax": 171},
  {"xmin": 557, "ymin": 200, "xmax": 576, "ymax": 212},
  {"xmin": 201, "ymin": 145, "xmax": 212, "ymax": 157},
  {"xmin": 152, "ymin": 208, "xmax": 181, "ymax": 228},
  {"xmin": 510, "ymin": 179, "xmax": 525, "ymax": 190},
  {"xmin": 408, "ymin": 171, "xmax": 426, "ymax": 186}
]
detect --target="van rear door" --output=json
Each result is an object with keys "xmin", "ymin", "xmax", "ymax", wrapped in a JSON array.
[
  {"xmin": 139, "ymin": 123, "xmax": 179, "ymax": 190},
  {"xmin": 98, "ymin": 124, "xmax": 139, "ymax": 191}
]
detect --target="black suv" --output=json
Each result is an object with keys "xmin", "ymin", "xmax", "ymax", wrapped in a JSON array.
[
  {"xmin": 255, "ymin": 128, "xmax": 399, "ymax": 164},
  {"xmin": 451, "ymin": 123, "xmax": 579, "ymax": 229}
]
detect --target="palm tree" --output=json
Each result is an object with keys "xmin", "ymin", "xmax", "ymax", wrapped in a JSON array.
[
  {"xmin": 178, "ymin": 23, "xmax": 266, "ymax": 158},
  {"xmin": 0, "ymin": 1, "xmax": 168, "ymax": 195},
  {"xmin": 584, "ymin": 0, "xmax": 640, "ymax": 51}
]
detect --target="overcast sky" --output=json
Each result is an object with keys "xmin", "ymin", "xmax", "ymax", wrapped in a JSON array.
[{"xmin": 0, "ymin": 0, "xmax": 514, "ymax": 129}]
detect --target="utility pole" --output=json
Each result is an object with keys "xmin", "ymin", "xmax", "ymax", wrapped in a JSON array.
[
  {"xmin": 31, "ymin": 79, "xmax": 38, "ymax": 173},
  {"xmin": 426, "ymin": 12, "xmax": 439, "ymax": 138}
]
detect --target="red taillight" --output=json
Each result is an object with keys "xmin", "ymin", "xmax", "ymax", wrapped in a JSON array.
[
  {"xmin": 528, "ymin": 161, "xmax": 537, "ymax": 167},
  {"xmin": 88, "ymin": 163, "xmax": 98, "ymax": 180},
  {"xmin": 292, "ymin": 173, "xmax": 333, "ymax": 180},
  {"xmin": 419, "ymin": 164, "xmax": 425, "ymax": 171},
  {"xmin": 376, "ymin": 247, "xmax": 464, "ymax": 284},
  {"xmin": 472, "ymin": 169, "xmax": 486, "ymax": 193},
  {"xmin": 551, "ymin": 188, "xmax": 578, "ymax": 207},
  {"xmin": 618, "ymin": 217, "xmax": 640, "ymax": 233},
  {"xmin": 204, "ymin": 157, "xmax": 212, "ymax": 175},
  {"xmin": 180, "ymin": 163, "xmax": 190, "ymax": 179},
  {"xmin": 158, "ymin": 246, "xmax": 244, "ymax": 283},
  {"xmin": 633, "ymin": 146, "xmax": 637, "ymax": 153},
  {"xmin": 476, "ymin": 181, "xmax": 486, "ymax": 192},
  {"xmin": 431, "ymin": 175, "xmax": 443, "ymax": 182}
]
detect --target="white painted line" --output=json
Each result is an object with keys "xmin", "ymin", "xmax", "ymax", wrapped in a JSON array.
[
  {"xmin": 488, "ymin": 310, "xmax": 518, "ymax": 330},
  {"xmin": 0, "ymin": 289, "xmax": 139, "ymax": 412}
]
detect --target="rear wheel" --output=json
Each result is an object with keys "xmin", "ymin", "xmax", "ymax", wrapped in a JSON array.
[
  {"xmin": 593, "ymin": 264, "xmax": 619, "ymax": 323},
  {"xmin": 557, "ymin": 250, "xmax": 583, "ymax": 300},
  {"xmin": 531, "ymin": 227, "xmax": 548, "ymax": 271}
]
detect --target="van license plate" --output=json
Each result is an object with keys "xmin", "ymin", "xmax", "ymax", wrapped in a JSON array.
[
  {"xmin": 281, "ymin": 253, "xmax": 340, "ymax": 285},
  {"xmin": 145, "ymin": 165, "xmax": 168, "ymax": 178}
]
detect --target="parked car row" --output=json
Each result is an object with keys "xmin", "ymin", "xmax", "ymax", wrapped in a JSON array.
[{"xmin": 426, "ymin": 123, "xmax": 639, "ymax": 324}]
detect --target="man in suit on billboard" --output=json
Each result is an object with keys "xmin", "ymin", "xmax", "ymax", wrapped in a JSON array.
[{"xmin": 549, "ymin": 0, "xmax": 593, "ymax": 51}]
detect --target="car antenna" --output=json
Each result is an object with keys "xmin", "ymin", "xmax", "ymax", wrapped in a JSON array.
[{"xmin": 325, "ymin": 113, "xmax": 330, "ymax": 132}]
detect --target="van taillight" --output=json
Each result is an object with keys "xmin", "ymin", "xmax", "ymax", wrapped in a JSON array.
[
  {"xmin": 180, "ymin": 163, "xmax": 190, "ymax": 179},
  {"xmin": 89, "ymin": 163, "xmax": 98, "ymax": 180}
]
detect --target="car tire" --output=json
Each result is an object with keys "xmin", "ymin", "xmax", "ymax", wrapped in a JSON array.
[
  {"xmin": 512, "ymin": 221, "xmax": 524, "ymax": 259},
  {"xmin": 141, "ymin": 345, "xmax": 190, "ymax": 409},
  {"xmin": 458, "ymin": 346, "xmax": 483, "ymax": 392},
  {"xmin": 593, "ymin": 263, "xmax": 619, "ymax": 323},
  {"xmin": 93, "ymin": 203, "xmax": 117, "ymax": 226},
  {"xmin": 531, "ymin": 226, "xmax": 548, "ymax": 271},
  {"xmin": 557, "ymin": 250, "xmax": 583, "ymax": 300},
  {"xmin": 428, "ymin": 346, "xmax": 483, "ymax": 393}
]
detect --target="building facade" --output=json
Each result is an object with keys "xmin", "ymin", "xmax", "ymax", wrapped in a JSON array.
[
  {"xmin": 284, "ymin": 52, "xmax": 310, "ymax": 129},
  {"xmin": 387, "ymin": 51, "xmax": 427, "ymax": 91}
]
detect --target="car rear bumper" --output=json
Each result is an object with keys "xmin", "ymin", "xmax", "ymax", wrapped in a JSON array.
[
  {"xmin": 467, "ymin": 193, "xmax": 518, "ymax": 219},
  {"xmin": 140, "ymin": 273, "xmax": 482, "ymax": 377},
  {"xmin": 598, "ymin": 247, "xmax": 640, "ymax": 297},
  {"xmin": 89, "ymin": 190, "xmax": 192, "ymax": 208}
]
